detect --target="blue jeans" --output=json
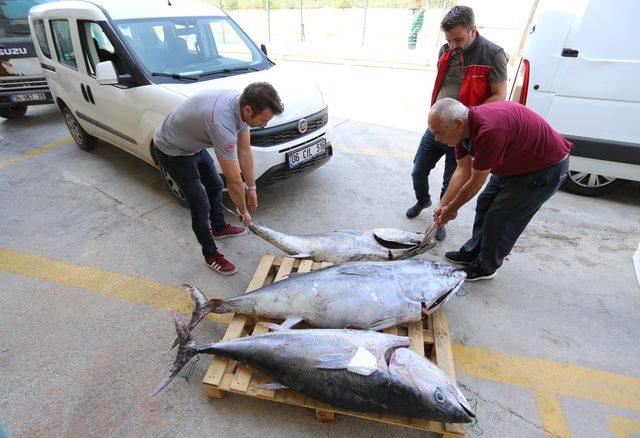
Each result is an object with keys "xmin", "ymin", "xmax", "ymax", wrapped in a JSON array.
[
  {"xmin": 411, "ymin": 129, "xmax": 457, "ymax": 206},
  {"xmin": 461, "ymin": 158, "xmax": 569, "ymax": 273},
  {"xmin": 155, "ymin": 147, "xmax": 225, "ymax": 258}
]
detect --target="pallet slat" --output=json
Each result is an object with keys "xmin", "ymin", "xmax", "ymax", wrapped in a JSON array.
[{"xmin": 203, "ymin": 256, "xmax": 464, "ymax": 437}]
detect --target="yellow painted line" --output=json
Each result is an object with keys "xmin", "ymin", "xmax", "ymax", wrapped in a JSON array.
[
  {"xmin": 0, "ymin": 247, "xmax": 231, "ymax": 325},
  {"xmin": 453, "ymin": 343, "xmax": 640, "ymax": 413},
  {"xmin": 534, "ymin": 391, "xmax": 572, "ymax": 438},
  {"xmin": 607, "ymin": 415, "xmax": 640, "ymax": 438},
  {"xmin": 340, "ymin": 146, "xmax": 413, "ymax": 159},
  {"xmin": 0, "ymin": 136, "xmax": 72, "ymax": 170}
]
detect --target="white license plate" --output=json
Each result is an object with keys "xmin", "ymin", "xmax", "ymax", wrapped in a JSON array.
[
  {"xmin": 11, "ymin": 93, "xmax": 46, "ymax": 102},
  {"xmin": 287, "ymin": 140, "xmax": 326, "ymax": 169}
]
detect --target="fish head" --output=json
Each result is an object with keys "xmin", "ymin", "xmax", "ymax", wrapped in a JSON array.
[
  {"xmin": 388, "ymin": 347, "xmax": 475, "ymax": 423},
  {"xmin": 409, "ymin": 262, "xmax": 467, "ymax": 313}
]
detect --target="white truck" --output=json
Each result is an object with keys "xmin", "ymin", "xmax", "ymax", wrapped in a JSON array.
[
  {"xmin": 510, "ymin": 0, "xmax": 639, "ymax": 196},
  {"xmin": 1, "ymin": 0, "xmax": 55, "ymax": 119},
  {"xmin": 28, "ymin": 0, "xmax": 333, "ymax": 201}
]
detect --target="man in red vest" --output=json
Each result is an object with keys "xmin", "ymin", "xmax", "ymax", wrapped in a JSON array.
[{"xmin": 406, "ymin": 5, "xmax": 507, "ymax": 241}]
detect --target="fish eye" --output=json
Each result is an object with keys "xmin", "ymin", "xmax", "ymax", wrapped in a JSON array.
[{"xmin": 435, "ymin": 391, "xmax": 445, "ymax": 403}]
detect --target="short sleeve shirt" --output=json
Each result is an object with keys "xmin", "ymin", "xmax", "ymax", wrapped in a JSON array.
[
  {"xmin": 455, "ymin": 101, "xmax": 573, "ymax": 176},
  {"xmin": 153, "ymin": 89, "xmax": 249, "ymax": 160}
]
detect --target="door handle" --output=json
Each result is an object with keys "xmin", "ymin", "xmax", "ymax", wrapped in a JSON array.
[
  {"xmin": 80, "ymin": 84, "xmax": 89, "ymax": 102},
  {"xmin": 561, "ymin": 48, "xmax": 579, "ymax": 58},
  {"xmin": 86, "ymin": 85, "xmax": 95, "ymax": 105}
]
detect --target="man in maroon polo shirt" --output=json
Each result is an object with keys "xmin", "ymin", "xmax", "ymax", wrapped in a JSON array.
[{"xmin": 431, "ymin": 98, "xmax": 572, "ymax": 281}]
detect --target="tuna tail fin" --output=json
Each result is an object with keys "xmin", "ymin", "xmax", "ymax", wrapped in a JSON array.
[
  {"xmin": 171, "ymin": 285, "xmax": 222, "ymax": 349},
  {"xmin": 151, "ymin": 310, "xmax": 196, "ymax": 397}
]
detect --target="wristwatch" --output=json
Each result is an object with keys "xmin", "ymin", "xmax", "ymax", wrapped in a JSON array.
[{"xmin": 245, "ymin": 184, "xmax": 257, "ymax": 191}]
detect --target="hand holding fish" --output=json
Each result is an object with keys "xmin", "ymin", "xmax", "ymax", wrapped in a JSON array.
[
  {"xmin": 435, "ymin": 205, "xmax": 457, "ymax": 226},
  {"xmin": 237, "ymin": 207, "xmax": 253, "ymax": 227}
]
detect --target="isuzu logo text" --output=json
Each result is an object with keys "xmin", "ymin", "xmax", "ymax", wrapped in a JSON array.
[{"xmin": 0, "ymin": 48, "xmax": 28, "ymax": 56}]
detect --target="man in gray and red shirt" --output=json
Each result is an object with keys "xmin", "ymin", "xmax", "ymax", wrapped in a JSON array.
[{"xmin": 431, "ymin": 99, "xmax": 572, "ymax": 281}]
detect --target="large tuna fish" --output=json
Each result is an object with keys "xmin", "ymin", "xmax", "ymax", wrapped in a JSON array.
[
  {"xmin": 177, "ymin": 260, "xmax": 466, "ymax": 344},
  {"xmin": 153, "ymin": 311, "xmax": 475, "ymax": 424},
  {"xmin": 249, "ymin": 220, "xmax": 436, "ymax": 263}
]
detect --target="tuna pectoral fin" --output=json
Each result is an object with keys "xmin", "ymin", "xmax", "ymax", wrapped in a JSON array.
[
  {"xmin": 260, "ymin": 317, "xmax": 303, "ymax": 331},
  {"xmin": 315, "ymin": 348, "xmax": 378, "ymax": 376},
  {"xmin": 256, "ymin": 382, "xmax": 289, "ymax": 391},
  {"xmin": 291, "ymin": 253, "xmax": 312, "ymax": 259},
  {"xmin": 151, "ymin": 311, "xmax": 196, "ymax": 397}
]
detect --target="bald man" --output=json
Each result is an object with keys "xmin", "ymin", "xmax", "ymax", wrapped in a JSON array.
[{"xmin": 430, "ymin": 98, "xmax": 572, "ymax": 281}]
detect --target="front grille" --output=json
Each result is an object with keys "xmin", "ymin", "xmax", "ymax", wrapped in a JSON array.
[
  {"xmin": 0, "ymin": 77, "xmax": 48, "ymax": 90},
  {"xmin": 251, "ymin": 107, "xmax": 328, "ymax": 147},
  {"xmin": 257, "ymin": 145, "xmax": 333, "ymax": 188}
]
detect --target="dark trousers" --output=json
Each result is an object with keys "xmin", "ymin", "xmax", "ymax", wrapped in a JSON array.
[
  {"xmin": 154, "ymin": 146, "xmax": 225, "ymax": 258},
  {"xmin": 411, "ymin": 129, "xmax": 457, "ymax": 205},
  {"xmin": 461, "ymin": 158, "xmax": 570, "ymax": 273}
]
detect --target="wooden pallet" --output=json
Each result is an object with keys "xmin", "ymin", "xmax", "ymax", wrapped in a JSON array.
[{"xmin": 202, "ymin": 255, "xmax": 465, "ymax": 437}]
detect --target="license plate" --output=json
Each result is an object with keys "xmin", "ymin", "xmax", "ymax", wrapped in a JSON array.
[
  {"xmin": 11, "ymin": 93, "xmax": 46, "ymax": 103},
  {"xmin": 287, "ymin": 139, "xmax": 326, "ymax": 169}
]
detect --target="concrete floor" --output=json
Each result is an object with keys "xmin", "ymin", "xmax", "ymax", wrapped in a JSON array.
[{"xmin": 1, "ymin": 62, "xmax": 639, "ymax": 438}]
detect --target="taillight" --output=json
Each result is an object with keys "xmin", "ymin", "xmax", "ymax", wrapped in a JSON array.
[{"xmin": 510, "ymin": 58, "xmax": 531, "ymax": 105}]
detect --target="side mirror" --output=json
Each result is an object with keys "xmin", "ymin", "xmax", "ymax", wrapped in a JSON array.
[
  {"xmin": 96, "ymin": 61, "xmax": 118, "ymax": 85},
  {"xmin": 260, "ymin": 43, "xmax": 268, "ymax": 57}
]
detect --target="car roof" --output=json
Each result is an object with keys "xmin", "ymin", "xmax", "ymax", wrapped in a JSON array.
[{"xmin": 30, "ymin": 0, "xmax": 227, "ymax": 21}]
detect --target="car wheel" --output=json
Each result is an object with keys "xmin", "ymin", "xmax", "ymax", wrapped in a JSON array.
[
  {"xmin": 61, "ymin": 106, "xmax": 98, "ymax": 150},
  {"xmin": 159, "ymin": 164, "xmax": 189, "ymax": 207},
  {"xmin": 562, "ymin": 171, "xmax": 627, "ymax": 196},
  {"xmin": 0, "ymin": 106, "xmax": 28, "ymax": 119}
]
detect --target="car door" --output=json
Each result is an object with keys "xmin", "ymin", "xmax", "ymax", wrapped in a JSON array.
[
  {"xmin": 48, "ymin": 18, "xmax": 100, "ymax": 135},
  {"xmin": 74, "ymin": 20, "xmax": 142, "ymax": 153}
]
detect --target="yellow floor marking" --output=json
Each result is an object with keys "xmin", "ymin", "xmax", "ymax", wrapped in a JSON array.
[
  {"xmin": 453, "ymin": 344, "xmax": 640, "ymax": 413},
  {"xmin": 340, "ymin": 146, "xmax": 413, "ymax": 159},
  {"xmin": 0, "ymin": 136, "xmax": 72, "ymax": 170},
  {"xmin": 607, "ymin": 416, "xmax": 640, "ymax": 438},
  {"xmin": 534, "ymin": 391, "xmax": 572, "ymax": 438},
  {"xmin": 0, "ymin": 247, "xmax": 231, "ymax": 325}
]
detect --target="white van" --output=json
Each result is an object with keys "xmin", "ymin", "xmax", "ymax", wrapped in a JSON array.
[
  {"xmin": 28, "ymin": 0, "xmax": 333, "ymax": 201},
  {"xmin": 509, "ymin": 0, "xmax": 639, "ymax": 196}
]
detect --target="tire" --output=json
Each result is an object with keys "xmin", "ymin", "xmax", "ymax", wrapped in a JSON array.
[
  {"xmin": 0, "ymin": 106, "xmax": 27, "ymax": 119},
  {"xmin": 561, "ymin": 170, "xmax": 627, "ymax": 196},
  {"xmin": 157, "ymin": 160, "xmax": 189, "ymax": 207},
  {"xmin": 61, "ymin": 106, "xmax": 98, "ymax": 150}
]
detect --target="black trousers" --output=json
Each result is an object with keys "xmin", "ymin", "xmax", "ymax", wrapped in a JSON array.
[
  {"xmin": 154, "ymin": 146, "xmax": 225, "ymax": 258},
  {"xmin": 460, "ymin": 158, "xmax": 569, "ymax": 273}
]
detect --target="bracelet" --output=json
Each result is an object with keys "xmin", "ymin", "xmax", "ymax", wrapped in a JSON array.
[{"xmin": 245, "ymin": 184, "xmax": 257, "ymax": 191}]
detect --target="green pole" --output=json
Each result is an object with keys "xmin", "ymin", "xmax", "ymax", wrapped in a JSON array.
[
  {"xmin": 361, "ymin": 0, "xmax": 368, "ymax": 46},
  {"xmin": 266, "ymin": 0, "xmax": 271, "ymax": 41},
  {"xmin": 300, "ymin": 0, "xmax": 305, "ymax": 42}
]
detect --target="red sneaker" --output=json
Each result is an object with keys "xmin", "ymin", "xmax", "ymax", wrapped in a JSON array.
[
  {"xmin": 212, "ymin": 223, "xmax": 247, "ymax": 239},
  {"xmin": 205, "ymin": 251, "xmax": 238, "ymax": 275}
]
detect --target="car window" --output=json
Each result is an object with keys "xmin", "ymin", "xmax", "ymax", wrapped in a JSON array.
[
  {"xmin": 78, "ymin": 21, "xmax": 128, "ymax": 77},
  {"xmin": 115, "ymin": 16, "xmax": 268, "ymax": 78},
  {"xmin": 50, "ymin": 19, "xmax": 77, "ymax": 69},
  {"xmin": 33, "ymin": 19, "xmax": 50, "ymax": 59},
  {"xmin": 209, "ymin": 20, "xmax": 252, "ymax": 62}
]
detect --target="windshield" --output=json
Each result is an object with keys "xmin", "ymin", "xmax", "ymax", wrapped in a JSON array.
[
  {"xmin": 115, "ymin": 16, "xmax": 270, "ymax": 81},
  {"xmin": 0, "ymin": 0, "xmax": 55, "ymax": 38}
]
